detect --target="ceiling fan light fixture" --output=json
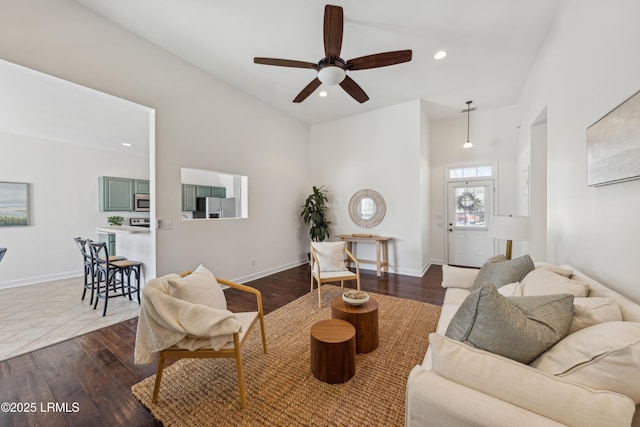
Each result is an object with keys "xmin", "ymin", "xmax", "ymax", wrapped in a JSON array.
[{"xmin": 317, "ymin": 66, "xmax": 346, "ymax": 86}]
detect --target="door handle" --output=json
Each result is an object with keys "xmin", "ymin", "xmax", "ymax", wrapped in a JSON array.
[{"xmin": 448, "ymin": 229, "xmax": 452, "ymax": 232}]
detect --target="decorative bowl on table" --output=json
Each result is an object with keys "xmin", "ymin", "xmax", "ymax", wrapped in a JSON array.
[{"xmin": 342, "ymin": 290, "xmax": 370, "ymax": 306}]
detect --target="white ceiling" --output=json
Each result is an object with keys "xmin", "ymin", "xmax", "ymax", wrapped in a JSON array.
[
  {"xmin": 0, "ymin": 1, "xmax": 561, "ymax": 154},
  {"xmin": 0, "ymin": 59, "xmax": 151, "ymax": 155},
  {"xmin": 76, "ymin": 0, "xmax": 561, "ymax": 124}
]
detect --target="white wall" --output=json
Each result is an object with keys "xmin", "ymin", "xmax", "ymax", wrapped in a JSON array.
[
  {"xmin": 0, "ymin": 0, "xmax": 310, "ymax": 283},
  {"xmin": 516, "ymin": 0, "xmax": 640, "ymax": 301},
  {"xmin": 309, "ymin": 100, "xmax": 426, "ymax": 276},
  {"xmin": 0, "ymin": 131, "xmax": 148, "ymax": 288},
  {"xmin": 429, "ymin": 106, "xmax": 520, "ymax": 263},
  {"xmin": 419, "ymin": 100, "xmax": 431, "ymax": 268}
]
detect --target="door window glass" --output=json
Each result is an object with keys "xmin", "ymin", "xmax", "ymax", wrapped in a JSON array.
[
  {"xmin": 449, "ymin": 165, "xmax": 493, "ymax": 179},
  {"xmin": 455, "ymin": 186, "xmax": 486, "ymax": 227}
]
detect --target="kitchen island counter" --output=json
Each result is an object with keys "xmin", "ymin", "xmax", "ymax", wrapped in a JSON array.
[
  {"xmin": 96, "ymin": 225, "xmax": 150, "ymax": 234},
  {"xmin": 95, "ymin": 225, "xmax": 153, "ymax": 282}
]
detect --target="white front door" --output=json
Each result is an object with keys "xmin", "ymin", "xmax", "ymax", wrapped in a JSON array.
[{"xmin": 447, "ymin": 180, "xmax": 495, "ymax": 267}]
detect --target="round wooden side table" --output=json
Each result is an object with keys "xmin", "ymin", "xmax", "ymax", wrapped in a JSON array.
[
  {"xmin": 331, "ymin": 295, "xmax": 379, "ymax": 354},
  {"xmin": 310, "ymin": 319, "xmax": 356, "ymax": 384}
]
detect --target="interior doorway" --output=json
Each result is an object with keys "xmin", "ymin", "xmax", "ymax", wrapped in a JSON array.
[{"xmin": 530, "ymin": 108, "xmax": 548, "ymax": 261}]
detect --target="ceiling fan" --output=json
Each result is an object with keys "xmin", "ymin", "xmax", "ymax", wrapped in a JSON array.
[{"xmin": 254, "ymin": 4, "xmax": 412, "ymax": 104}]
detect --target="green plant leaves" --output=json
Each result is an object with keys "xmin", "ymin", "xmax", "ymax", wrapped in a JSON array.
[{"xmin": 300, "ymin": 185, "xmax": 331, "ymax": 242}]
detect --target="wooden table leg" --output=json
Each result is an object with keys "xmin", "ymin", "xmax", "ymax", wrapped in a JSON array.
[
  {"xmin": 375, "ymin": 240, "xmax": 381, "ymax": 277},
  {"xmin": 382, "ymin": 240, "xmax": 388, "ymax": 274}
]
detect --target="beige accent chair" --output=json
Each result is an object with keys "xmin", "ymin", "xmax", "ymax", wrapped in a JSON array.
[
  {"xmin": 310, "ymin": 241, "xmax": 360, "ymax": 308},
  {"xmin": 148, "ymin": 271, "xmax": 267, "ymax": 408}
]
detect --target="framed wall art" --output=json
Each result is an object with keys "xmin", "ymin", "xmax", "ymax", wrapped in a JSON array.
[
  {"xmin": 587, "ymin": 89, "xmax": 640, "ymax": 186},
  {"xmin": 0, "ymin": 181, "xmax": 30, "ymax": 226}
]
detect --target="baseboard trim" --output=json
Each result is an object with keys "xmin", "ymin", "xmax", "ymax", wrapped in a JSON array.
[
  {"xmin": 0, "ymin": 270, "xmax": 84, "ymax": 290},
  {"xmin": 231, "ymin": 259, "xmax": 309, "ymax": 284}
]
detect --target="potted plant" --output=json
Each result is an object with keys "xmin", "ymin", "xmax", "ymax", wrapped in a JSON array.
[
  {"xmin": 301, "ymin": 185, "xmax": 331, "ymax": 242},
  {"xmin": 107, "ymin": 215, "xmax": 124, "ymax": 226}
]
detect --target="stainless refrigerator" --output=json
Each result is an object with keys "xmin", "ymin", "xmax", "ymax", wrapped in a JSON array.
[{"xmin": 206, "ymin": 197, "xmax": 236, "ymax": 218}]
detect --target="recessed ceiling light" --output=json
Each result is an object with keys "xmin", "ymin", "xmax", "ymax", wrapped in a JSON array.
[
  {"xmin": 434, "ymin": 50, "xmax": 447, "ymax": 60},
  {"xmin": 319, "ymin": 91, "xmax": 328, "ymax": 97},
  {"xmin": 121, "ymin": 142, "xmax": 133, "ymax": 147}
]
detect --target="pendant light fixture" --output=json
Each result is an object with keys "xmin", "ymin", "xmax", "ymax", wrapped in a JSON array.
[{"xmin": 463, "ymin": 100, "xmax": 475, "ymax": 149}]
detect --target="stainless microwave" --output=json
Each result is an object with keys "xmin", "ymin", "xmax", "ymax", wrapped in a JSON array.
[{"xmin": 134, "ymin": 193, "xmax": 150, "ymax": 211}]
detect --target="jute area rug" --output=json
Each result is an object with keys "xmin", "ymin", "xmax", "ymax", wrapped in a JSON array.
[{"xmin": 132, "ymin": 285, "xmax": 441, "ymax": 426}]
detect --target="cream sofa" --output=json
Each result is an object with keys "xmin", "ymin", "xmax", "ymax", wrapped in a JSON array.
[{"xmin": 406, "ymin": 263, "xmax": 640, "ymax": 427}]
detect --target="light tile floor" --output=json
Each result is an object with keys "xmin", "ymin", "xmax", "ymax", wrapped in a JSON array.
[{"xmin": 0, "ymin": 276, "xmax": 140, "ymax": 361}]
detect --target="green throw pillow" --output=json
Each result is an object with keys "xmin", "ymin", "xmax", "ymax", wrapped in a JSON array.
[
  {"xmin": 472, "ymin": 254, "xmax": 535, "ymax": 290},
  {"xmin": 445, "ymin": 283, "xmax": 575, "ymax": 364}
]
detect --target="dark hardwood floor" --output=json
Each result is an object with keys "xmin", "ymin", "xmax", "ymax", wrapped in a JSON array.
[{"xmin": 0, "ymin": 264, "xmax": 445, "ymax": 427}]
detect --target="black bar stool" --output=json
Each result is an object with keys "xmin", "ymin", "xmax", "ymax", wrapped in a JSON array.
[
  {"xmin": 73, "ymin": 237, "xmax": 126, "ymax": 305},
  {"xmin": 88, "ymin": 241, "xmax": 142, "ymax": 316}
]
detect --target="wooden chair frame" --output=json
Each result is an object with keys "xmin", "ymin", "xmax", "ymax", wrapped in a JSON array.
[
  {"xmin": 151, "ymin": 274, "xmax": 267, "ymax": 408},
  {"xmin": 310, "ymin": 244, "xmax": 361, "ymax": 308}
]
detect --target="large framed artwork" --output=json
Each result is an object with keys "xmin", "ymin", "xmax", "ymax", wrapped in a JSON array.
[
  {"xmin": 0, "ymin": 181, "xmax": 30, "ymax": 226},
  {"xmin": 587, "ymin": 89, "xmax": 640, "ymax": 186}
]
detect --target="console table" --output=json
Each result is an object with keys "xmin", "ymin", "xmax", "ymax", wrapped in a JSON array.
[{"xmin": 337, "ymin": 234, "xmax": 391, "ymax": 277}]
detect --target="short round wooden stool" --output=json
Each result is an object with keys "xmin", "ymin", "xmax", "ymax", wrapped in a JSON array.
[
  {"xmin": 310, "ymin": 319, "xmax": 356, "ymax": 384},
  {"xmin": 331, "ymin": 296, "xmax": 379, "ymax": 354}
]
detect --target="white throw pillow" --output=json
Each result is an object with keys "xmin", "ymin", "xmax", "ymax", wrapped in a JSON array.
[
  {"xmin": 520, "ymin": 268, "xmax": 589, "ymax": 297},
  {"xmin": 311, "ymin": 241, "xmax": 347, "ymax": 272},
  {"xmin": 570, "ymin": 297, "xmax": 623, "ymax": 333},
  {"xmin": 497, "ymin": 282, "xmax": 522, "ymax": 297},
  {"xmin": 167, "ymin": 264, "xmax": 227, "ymax": 310},
  {"xmin": 531, "ymin": 321, "xmax": 640, "ymax": 404}
]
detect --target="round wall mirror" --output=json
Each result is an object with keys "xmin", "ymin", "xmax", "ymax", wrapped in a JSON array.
[{"xmin": 349, "ymin": 189, "xmax": 386, "ymax": 228}]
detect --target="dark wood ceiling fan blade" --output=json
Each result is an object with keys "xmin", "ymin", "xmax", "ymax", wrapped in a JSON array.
[
  {"xmin": 323, "ymin": 5, "xmax": 343, "ymax": 59},
  {"xmin": 346, "ymin": 50, "xmax": 413, "ymax": 70},
  {"xmin": 339, "ymin": 76, "xmax": 369, "ymax": 103},
  {"xmin": 254, "ymin": 57, "xmax": 318, "ymax": 69},
  {"xmin": 293, "ymin": 77, "xmax": 322, "ymax": 103}
]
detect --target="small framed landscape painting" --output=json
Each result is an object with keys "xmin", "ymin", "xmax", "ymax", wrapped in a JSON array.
[
  {"xmin": 587, "ymin": 89, "xmax": 640, "ymax": 186},
  {"xmin": 0, "ymin": 181, "xmax": 30, "ymax": 226}
]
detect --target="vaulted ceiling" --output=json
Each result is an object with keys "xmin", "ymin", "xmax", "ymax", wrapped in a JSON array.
[{"xmin": 76, "ymin": 0, "xmax": 561, "ymax": 125}]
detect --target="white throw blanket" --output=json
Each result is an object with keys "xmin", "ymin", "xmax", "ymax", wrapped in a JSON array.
[{"xmin": 134, "ymin": 274, "xmax": 242, "ymax": 364}]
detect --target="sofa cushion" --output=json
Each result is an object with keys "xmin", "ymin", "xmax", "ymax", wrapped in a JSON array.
[
  {"xmin": 535, "ymin": 263, "xmax": 573, "ymax": 277},
  {"xmin": 570, "ymin": 297, "xmax": 623, "ymax": 333},
  {"xmin": 441, "ymin": 265, "xmax": 479, "ymax": 289},
  {"xmin": 167, "ymin": 264, "xmax": 227, "ymax": 310},
  {"xmin": 445, "ymin": 283, "xmax": 574, "ymax": 363},
  {"xmin": 531, "ymin": 321, "xmax": 640, "ymax": 404},
  {"xmin": 311, "ymin": 241, "xmax": 348, "ymax": 272},
  {"xmin": 520, "ymin": 269, "xmax": 589, "ymax": 297},
  {"xmin": 472, "ymin": 254, "xmax": 535, "ymax": 290},
  {"xmin": 429, "ymin": 333, "xmax": 636, "ymax": 427}
]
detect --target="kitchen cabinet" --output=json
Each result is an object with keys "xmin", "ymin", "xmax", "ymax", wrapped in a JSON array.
[
  {"xmin": 212, "ymin": 186, "xmax": 226, "ymax": 198},
  {"xmin": 99, "ymin": 177, "xmax": 134, "ymax": 212},
  {"xmin": 196, "ymin": 185, "xmax": 212, "ymax": 197},
  {"xmin": 182, "ymin": 184, "xmax": 196, "ymax": 211},
  {"xmin": 134, "ymin": 179, "xmax": 150, "ymax": 194},
  {"xmin": 182, "ymin": 185, "xmax": 227, "ymax": 212}
]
